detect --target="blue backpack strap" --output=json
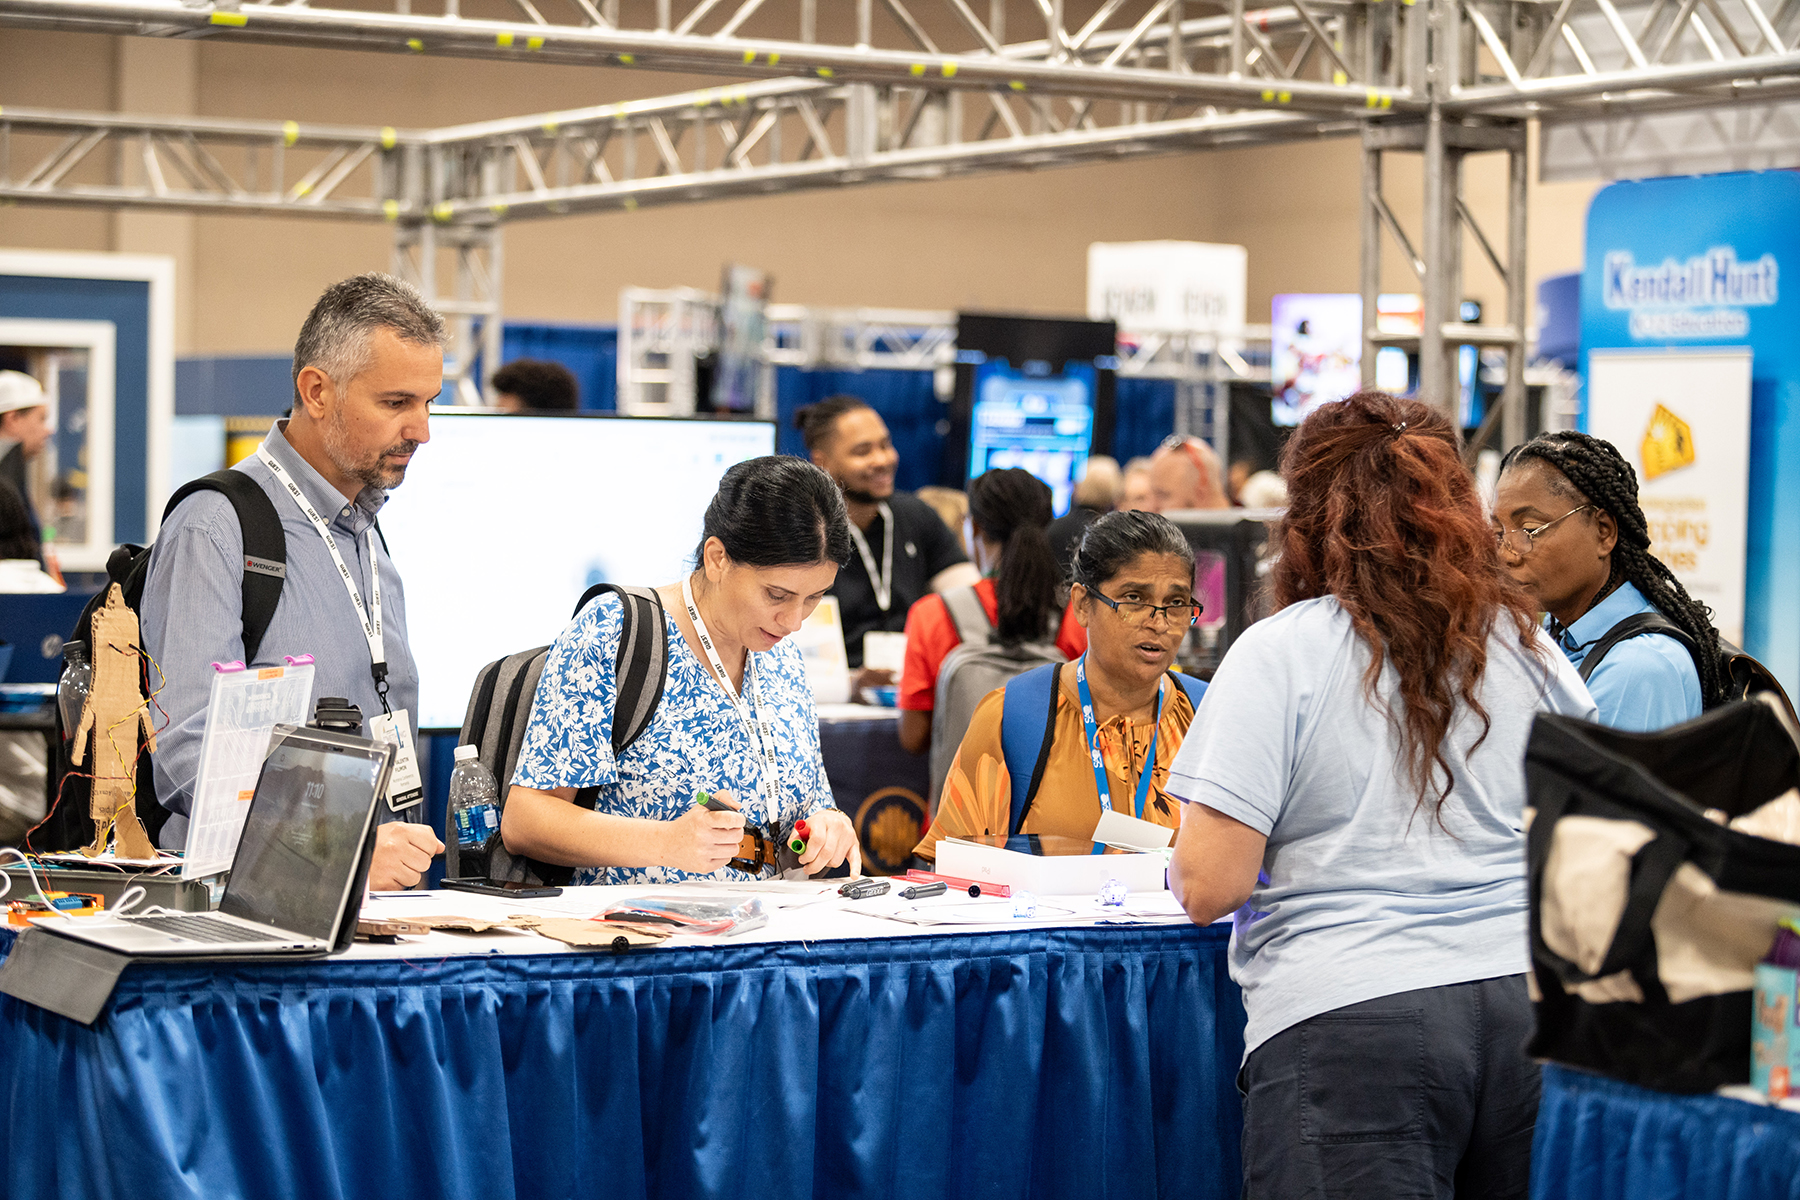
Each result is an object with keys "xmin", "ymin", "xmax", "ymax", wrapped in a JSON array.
[
  {"xmin": 1168, "ymin": 669, "xmax": 1208, "ymax": 710},
  {"xmin": 1001, "ymin": 662, "xmax": 1062, "ymax": 836}
]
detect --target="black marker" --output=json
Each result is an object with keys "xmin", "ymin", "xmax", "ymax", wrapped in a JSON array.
[{"xmin": 898, "ymin": 881, "xmax": 948, "ymax": 900}]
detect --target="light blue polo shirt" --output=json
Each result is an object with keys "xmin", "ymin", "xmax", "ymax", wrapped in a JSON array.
[
  {"xmin": 1551, "ymin": 581, "xmax": 1703, "ymax": 733},
  {"xmin": 1166, "ymin": 596, "xmax": 1596, "ymax": 1058}
]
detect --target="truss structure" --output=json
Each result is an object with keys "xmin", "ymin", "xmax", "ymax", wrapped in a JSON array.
[
  {"xmin": 615, "ymin": 288, "xmax": 1268, "ymax": 458},
  {"xmin": 3, "ymin": 0, "xmax": 1798, "ymax": 413}
]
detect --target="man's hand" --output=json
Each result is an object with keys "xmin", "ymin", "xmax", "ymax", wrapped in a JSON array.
[
  {"xmin": 797, "ymin": 808, "xmax": 858, "ymax": 875},
  {"xmin": 368, "ymin": 822, "xmax": 445, "ymax": 891}
]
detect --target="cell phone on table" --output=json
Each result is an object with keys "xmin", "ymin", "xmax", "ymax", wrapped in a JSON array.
[{"xmin": 440, "ymin": 878, "xmax": 563, "ymax": 898}]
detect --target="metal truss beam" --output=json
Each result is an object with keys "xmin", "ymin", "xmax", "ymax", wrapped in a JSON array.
[{"xmin": 0, "ymin": 0, "xmax": 1416, "ymax": 115}]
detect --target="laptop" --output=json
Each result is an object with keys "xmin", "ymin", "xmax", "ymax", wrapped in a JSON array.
[{"xmin": 43, "ymin": 724, "xmax": 395, "ymax": 957}]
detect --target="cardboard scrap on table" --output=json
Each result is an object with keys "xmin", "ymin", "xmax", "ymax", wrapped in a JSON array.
[
  {"xmin": 528, "ymin": 917, "xmax": 670, "ymax": 951},
  {"xmin": 71, "ymin": 586, "xmax": 159, "ymax": 860},
  {"xmin": 404, "ymin": 914, "xmax": 543, "ymax": 934}
]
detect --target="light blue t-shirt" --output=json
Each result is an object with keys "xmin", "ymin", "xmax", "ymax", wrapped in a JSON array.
[
  {"xmin": 1552, "ymin": 581, "xmax": 1703, "ymax": 732},
  {"xmin": 1166, "ymin": 596, "xmax": 1597, "ymax": 1057},
  {"xmin": 512, "ymin": 592, "xmax": 836, "ymax": 885}
]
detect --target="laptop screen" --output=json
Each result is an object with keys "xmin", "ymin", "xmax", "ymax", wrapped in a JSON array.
[{"xmin": 219, "ymin": 730, "xmax": 388, "ymax": 940}]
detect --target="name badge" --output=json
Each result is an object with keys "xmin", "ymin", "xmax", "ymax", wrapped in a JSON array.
[{"xmin": 369, "ymin": 709, "xmax": 426, "ymax": 812}]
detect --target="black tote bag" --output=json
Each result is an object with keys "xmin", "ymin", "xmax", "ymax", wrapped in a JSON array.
[{"xmin": 1525, "ymin": 696, "xmax": 1800, "ymax": 1093}]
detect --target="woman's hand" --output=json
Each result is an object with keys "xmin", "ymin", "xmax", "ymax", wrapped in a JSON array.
[
  {"xmin": 661, "ymin": 790, "xmax": 747, "ymax": 874},
  {"xmin": 797, "ymin": 808, "xmax": 858, "ymax": 875}
]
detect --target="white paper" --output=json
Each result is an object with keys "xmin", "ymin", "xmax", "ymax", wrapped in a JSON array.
[
  {"xmin": 790, "ymin": 596, "xmax": 852, "ymax": 703},
  {"xmin": 861, "ymin": 630, "xmax": 907, "ymax": 674},
  {"xmin": 1093, "ymin": 808, "xmax": 1176, "ymax": 852},
  {"xmin": 182, "ymin": 663, "xmax": 315, "ymax": 879}
]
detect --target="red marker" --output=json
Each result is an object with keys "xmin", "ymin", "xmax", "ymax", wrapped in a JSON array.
[{"xmin": 905, "ymin": 869, "xmax": 1010, "ymax": 898}]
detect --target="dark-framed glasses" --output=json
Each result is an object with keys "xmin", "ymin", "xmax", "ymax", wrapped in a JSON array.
[
  {"xmin": 1494, "ymin": 504, "xmax": 1594, "ymax": 557},
  {"xmin": 1086, "ymin": 588, "xmax": 1203, "ymax": 628}
]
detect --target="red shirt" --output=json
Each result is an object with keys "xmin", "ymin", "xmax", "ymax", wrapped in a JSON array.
[{"xmin": 897, "ymin": 577, "xmax": 1089, "ymax": 712}]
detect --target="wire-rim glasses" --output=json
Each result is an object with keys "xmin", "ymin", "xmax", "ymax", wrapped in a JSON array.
[
  {"xmin": 1494, "ymin": 504, "xmax": 1594, "ymax": 557},
  {"xmin": 1085, "ymin": 587, "xmax": 1203, "ymax": 628}
]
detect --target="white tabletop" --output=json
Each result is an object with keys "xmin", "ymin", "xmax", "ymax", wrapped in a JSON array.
[{"xmin": 348, "ymin": 880, "xmax": 1197, "ymax": 961}]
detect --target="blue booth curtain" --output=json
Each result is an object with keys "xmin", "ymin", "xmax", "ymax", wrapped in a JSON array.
[{"xmin": 0, "ymin": 925, "xmax": 1245, "ymax": 1200}]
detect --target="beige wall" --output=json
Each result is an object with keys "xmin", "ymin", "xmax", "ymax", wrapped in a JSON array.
[{"xmin": 0, "ymin": 28, "xmax": 1600, "ymax": 356}]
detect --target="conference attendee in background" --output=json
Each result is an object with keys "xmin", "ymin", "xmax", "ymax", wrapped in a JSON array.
[
  {"xmin": 504, "ymin": 456, "xmax": 859, "ymax": 883},
  {"xmin": 1045, "ymin": 454, "xmax": 1121, "ymax": 570},
  {"xmin": 1148, "ymin": 435, "xmax": 1231, "ymax": 512},
  {"xmin": 897, "ymin": 469, "xmax": 1088, "ymax": 756},
  {"xmin": 915, "ymin": 485, "xmax": 973, "ymax": 559},
  {"xmin": 0, "ymin": 479, "xmax": 63, "ymax": 845},
  {"xmin": 1494, "ymin": 430, "xmax": 1716, "ymax": 730},
  {"xmin": 796, "ymin": 395, "xmax": 978, "ymax": 675},
  {"xmin": 915, "ymin": 511, "xmax": 1204, "ymax": 860},
  {"xmin": 142, "ymin": 274, "xmax": 446, "ymax": 890},
  {"xmin": 1118, "ymin": 456, "xmax": 1155, "ymax": 512},
  {"xmin": 1237, "ymin": 469, "xmax": 1288, "ymax": 510},
  {"xmin": 491, "ymin": 358, "xmax": 579, "ymax": 413},
  {"xmin": 1226, "ymin": 457, "xmax": 1257, "ymax": 505},
  {"xmin": 0, "ymin": 370, "xmax": 52, "ymax": 567},
  {"xmin": 1166, "ymin": 391, "xmax": 1595, "ymax": 1200}
]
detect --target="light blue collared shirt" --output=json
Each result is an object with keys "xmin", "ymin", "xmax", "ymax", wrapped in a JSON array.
[
  {"xmin": 1550, "ymin": 581, "xmax": 1702, "ymax": 733},
  {"xmin": 141, "ymin": 420, "xmax": 422, "ymax": 849}
]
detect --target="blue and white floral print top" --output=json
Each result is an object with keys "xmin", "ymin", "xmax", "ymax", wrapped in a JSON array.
[{"xmin": 512, "ymin": 590, "xmax": 836, "ymax": 885}]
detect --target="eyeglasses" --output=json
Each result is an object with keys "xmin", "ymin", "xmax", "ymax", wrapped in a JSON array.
[
  {"xmin": 1494, "ymin": 504, "xmax": 1594, "ymax": 557},
  {"xmin": 1085, "ymin": 587, "xmax": 1203, "ymax": 628}
]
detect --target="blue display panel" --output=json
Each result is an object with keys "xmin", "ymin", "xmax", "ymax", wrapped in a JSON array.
[{"xmin": 967, "ymin": 360, "xmax": 1096, "ymax": 516}]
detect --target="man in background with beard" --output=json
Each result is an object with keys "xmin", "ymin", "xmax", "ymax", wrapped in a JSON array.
[
  {"xmin": 141, "ymin": 274, "xmax": 445, "ymax": 888},
  {"xmin": 796, "ymin": 396, "xmax": 977, "ymax": 681}
]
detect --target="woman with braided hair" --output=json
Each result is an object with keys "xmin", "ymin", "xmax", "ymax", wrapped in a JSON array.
[{"xmin": 1492, "ymin": 430, "xmax": 1716, "ymax": 730}]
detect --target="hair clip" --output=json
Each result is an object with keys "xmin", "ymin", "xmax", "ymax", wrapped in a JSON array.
[{"xmin": 1391, "ymin": 421, "xmax": 1408, "ymax": 434}]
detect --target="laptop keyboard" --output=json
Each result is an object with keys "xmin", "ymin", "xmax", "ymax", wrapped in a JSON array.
[{"xmin": 126, "ymin": 914, "xmax": 286, "ymax": 944}]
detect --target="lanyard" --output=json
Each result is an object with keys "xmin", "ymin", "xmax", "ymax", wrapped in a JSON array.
[
  {"xmin": 681, "ymin": 576, "xmax": 779, "ymax": 818},
  {"xmin": 256, "ymin": 447, "xmax": 391, "ymax": 714},
  {"xmin": 845, "ymin": 502, "xmax": 894, "ymax": 611},
  {"xmin": 1075, "ymin": 654, "xmax": 1162, "ymax": 822}
]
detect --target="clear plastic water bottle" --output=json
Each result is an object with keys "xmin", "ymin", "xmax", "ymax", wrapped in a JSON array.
[
  {"xmin": 447, "ymin": 745, "xmax": 501, "ymax": 881},
  {"xmin": 57, "ymin": 643, "xmax": 91, "ymax": 739}
]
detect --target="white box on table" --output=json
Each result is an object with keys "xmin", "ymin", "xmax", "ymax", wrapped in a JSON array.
[{"xmin": 936, "ymin": 835, "xmax": 1169, "ymax": 895}]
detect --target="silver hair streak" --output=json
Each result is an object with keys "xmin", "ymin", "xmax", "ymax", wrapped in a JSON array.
[{"xmin": 291, "ymin": 273, "xmax": 446, "ymax": 401}]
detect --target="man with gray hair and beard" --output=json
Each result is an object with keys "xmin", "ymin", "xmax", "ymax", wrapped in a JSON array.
[{"xmin": 142, "ymin": 274, "xmax": 446, "ymax": 887}]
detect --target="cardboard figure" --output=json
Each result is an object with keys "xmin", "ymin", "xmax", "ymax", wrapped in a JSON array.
[{"xmin": 70, "ymin": 585, "xmax": 158, "ymax": 859}]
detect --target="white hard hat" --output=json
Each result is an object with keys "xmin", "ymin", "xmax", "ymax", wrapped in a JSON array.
[{"xmin": 0, "ymin": 371, "xmax": 46, "ymax": 416}]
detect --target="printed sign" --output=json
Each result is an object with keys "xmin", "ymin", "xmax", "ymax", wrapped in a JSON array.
[
  {"xmin": 1087, "ymin": 241, "xmax": 1247, "ymax": 334},
  {"xmin": 1587, "ymin": 348, "xmax": 1752, "ymax": 646}
]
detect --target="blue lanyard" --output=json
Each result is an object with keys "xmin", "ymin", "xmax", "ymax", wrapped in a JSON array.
[{"xmin": 1075, "ymin": 654, "xmax": 1162, "ymax": 824}]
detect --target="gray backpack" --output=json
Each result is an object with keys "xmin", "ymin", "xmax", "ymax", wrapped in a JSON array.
[{"xmin": 927, "ymin": 587, "xmax": 1067, "ymax": 813}]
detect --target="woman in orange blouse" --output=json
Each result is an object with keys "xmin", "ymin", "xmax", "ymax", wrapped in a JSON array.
[{"xmin": 915, "ymin": 511, "xmax": 1203, "ymax": 859}]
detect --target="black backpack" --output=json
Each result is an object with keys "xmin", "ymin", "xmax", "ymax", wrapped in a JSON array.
[
  {"xmin": 33, "ymin": 471, "xmax": 287, "ymax": 853},
  {"xmin": 454, "ymin": 584, "xmax": 668, "ymax": 886},
  {"xmin": 1577, "ymin": 612, "xmax": 1798, "ymax": 724}
]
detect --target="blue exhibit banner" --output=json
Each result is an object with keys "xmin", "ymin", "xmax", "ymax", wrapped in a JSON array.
[{"xmin": 1582, "ymin": 170, "xmax": 1800, "ymax": 694}]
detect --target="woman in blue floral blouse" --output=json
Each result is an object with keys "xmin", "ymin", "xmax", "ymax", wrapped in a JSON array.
[{"xmin": 502, "ymin": 456, "xmax": 861, "ymax": 884}]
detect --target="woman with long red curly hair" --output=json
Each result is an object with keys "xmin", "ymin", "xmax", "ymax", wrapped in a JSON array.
[{"xmin": 1167, "ymin": 391, "xmax": 1596, "ymax": 1199}]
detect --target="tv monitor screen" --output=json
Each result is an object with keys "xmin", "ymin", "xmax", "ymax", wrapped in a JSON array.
[
  {"xmin": 1271, "ymin": 293, "xmax": 1363, "ymax": 427},
  {"xmin": 379, "ymin": 411, "xmax": 776, "ymax": 729},
  {"xmin": 966, "ymin": 360, "xmax": 1096, "ymax": 516}
]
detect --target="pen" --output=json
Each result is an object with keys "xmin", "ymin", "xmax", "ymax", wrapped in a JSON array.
[{"xmin": 898, "ymin": 881, "xmax": 948, "ymax": 900}]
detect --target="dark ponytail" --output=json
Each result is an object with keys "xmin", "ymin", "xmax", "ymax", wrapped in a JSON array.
[
  {"xmin": 1500, "ymin": 430, "xmax": 1725, "ymax": 707},
  {"xmin": 968, "ymin": 469, "xmax": 1060, "ymax": 646},
  {"xmin": 793, "ymin": 394, "xmax": 872, "ymax": 455},
  {"xmin": 693, "ymin": 455, "xmax": 854, "ymax": 569}
]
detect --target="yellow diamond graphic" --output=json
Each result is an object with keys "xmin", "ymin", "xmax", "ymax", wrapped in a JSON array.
[{"xmin": 1641, "ymin": 402, "xmax": 1695, "ymax": 481}]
